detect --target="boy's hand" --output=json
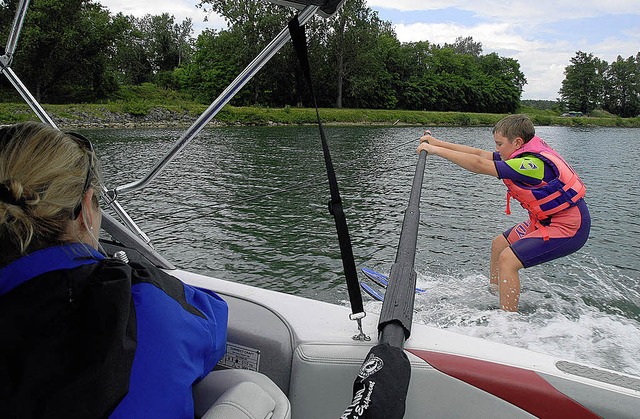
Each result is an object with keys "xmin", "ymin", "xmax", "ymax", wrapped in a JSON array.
[
  {"xmin": 418, "ymin": 130, "xmax": 435, "ymax": 154},
  {"xmin": 417, "ymin": 142, "xmax": 433, "ymax": 155},
  {"xmin": 419, "ymin": 130, "xmax": 432, "ymax": 144}
]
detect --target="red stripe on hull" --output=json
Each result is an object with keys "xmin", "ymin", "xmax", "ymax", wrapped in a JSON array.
[{"xmin": 408, "ymin": 349, "xmax": 599, "ymax": 418}]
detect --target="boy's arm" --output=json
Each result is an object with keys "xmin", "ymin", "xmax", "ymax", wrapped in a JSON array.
[
  {"xmin": 418, "ymin": 142, "xmax": 498, "ymax": 176},
  {"xmin": 421, "ymin": 134, "xmax": 494, "ymax": 160}
]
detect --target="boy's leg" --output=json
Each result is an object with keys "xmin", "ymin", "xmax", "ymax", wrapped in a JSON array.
[
  {"xmin": 492, "ymin": 204, "xmax": 589, "ymax": 312},
  {"xmin": 490, "ymin": 234, "xmax": 510, "ymax": 287},
  {"xmin": 497, "ymin": 247, "xmax": 524, "ymax": 311},
  {"xmin": 493, "ymin": 220, "xmax": 533, "ymax": 307}
]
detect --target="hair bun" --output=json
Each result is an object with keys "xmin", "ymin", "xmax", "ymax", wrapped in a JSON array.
[{"xmin": 0, "ymin": 181, "xmax": 27, "ymax": 208}]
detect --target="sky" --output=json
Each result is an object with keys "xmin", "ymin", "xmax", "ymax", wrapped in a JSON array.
[{"xmin": 97, "ymin": 0, "xmax": 640, "ymax": 100}]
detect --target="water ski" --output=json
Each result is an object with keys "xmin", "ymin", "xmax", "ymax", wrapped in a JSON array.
[{"xmin": 361, "ymin": 267, "xmax": 426, "ymax": 294}]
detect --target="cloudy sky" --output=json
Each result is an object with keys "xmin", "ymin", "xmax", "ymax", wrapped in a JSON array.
[{"xmin": 97, "ymin": 0, "xmax": 640, "ymax": 100}]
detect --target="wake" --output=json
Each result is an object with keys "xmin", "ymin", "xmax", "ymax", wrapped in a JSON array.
[{"xmin": 364, "ymin": 257, "xmax": 640, "ymax": 376}]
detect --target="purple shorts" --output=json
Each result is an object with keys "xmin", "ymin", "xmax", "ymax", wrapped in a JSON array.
[{"xmin": 503, "ymin": 200, "xmax": 590, "ymax": 268}]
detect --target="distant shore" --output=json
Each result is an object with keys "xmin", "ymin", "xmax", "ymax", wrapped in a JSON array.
[{"xmin": 1, "ymin": 102, "xmax": 639, "ymax": 129}]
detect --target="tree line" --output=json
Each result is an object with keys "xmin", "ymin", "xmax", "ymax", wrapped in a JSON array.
[
  {"xmin": 3, "ymin": 1, "xmax": 635, "ymax": 117},
  {"xmin": 559, "ymin": 51, "xmax": 640, "ymax": 118},
  {"xmin": 0, "ymin": 0, "xmax": 526, "ymax": 113}
]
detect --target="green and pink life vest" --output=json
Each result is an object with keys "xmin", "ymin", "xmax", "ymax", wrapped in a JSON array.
[{"xmin": 503, "ymin": 135, "xmax": 586, "ymax": 221}]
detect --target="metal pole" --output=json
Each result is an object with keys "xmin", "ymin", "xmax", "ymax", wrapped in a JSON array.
[
  {"xmin": 1, "ymin": 67, "xmax": 57, "ymax": 128},
  {"xmin": 4, "ymin": 0, "xmax": 30, "ymax": 59},
  {"xmin": 114, "ymin": 5, "xmax": 319, "ymax": 196}
]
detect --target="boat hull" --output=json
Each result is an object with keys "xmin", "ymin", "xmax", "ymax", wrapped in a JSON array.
[{"xmin": 174, "ymin": 267, "xmax": 640, "ymax": 418}]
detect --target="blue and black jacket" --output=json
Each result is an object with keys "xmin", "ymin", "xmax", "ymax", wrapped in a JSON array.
[{"xmin": 0, "ymin": 243, "xmax": 228, "ymax": 418}]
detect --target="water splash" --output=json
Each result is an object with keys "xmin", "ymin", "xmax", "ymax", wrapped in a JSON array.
[{"xmin": 407, "ymin": 261, "xmax": 640, "ymax": 377}]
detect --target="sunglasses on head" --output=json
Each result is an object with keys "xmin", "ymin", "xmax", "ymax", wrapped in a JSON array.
[{"xmin": 67, "ymin": 132, "xmax": 96, "ymax": 220}]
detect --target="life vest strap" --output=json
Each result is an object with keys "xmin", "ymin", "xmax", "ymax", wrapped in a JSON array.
[
  {"xmin": 536, "ymin": 190, "xmax": 562, "ymax": 206},
  {"xmin": 531, "ymin": 215, "xmax": 550, "ymax": 241}
]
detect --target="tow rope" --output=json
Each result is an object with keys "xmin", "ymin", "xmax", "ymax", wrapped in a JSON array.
[{"xmin": 287, "ymin": 16, "xmax": 367, "ymax": 339}]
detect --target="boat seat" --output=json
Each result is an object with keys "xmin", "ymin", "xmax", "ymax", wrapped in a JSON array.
[{"xmin": 194, "ymin": 369, "xmax": 291, "ymax": 419}]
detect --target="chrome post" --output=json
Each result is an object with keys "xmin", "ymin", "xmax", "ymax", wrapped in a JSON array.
[
  {"xmin": 0, "ymin": 67, "xmax": 58, "ymax": 128},
  {"xmin": 4, "ymin": 0, "xmax": 31, "ymax": 60},
  {"xmin": 114, "ymin": 5, "xmax": 319, "ymax": 196}
]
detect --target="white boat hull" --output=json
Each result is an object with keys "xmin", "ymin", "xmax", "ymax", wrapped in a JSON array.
[{"xmin": 175, "ymin": 268, "xmax": 640, "ymax": 418}]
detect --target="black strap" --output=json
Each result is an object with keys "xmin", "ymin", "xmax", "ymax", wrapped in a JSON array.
[{"xmin": 288, "ymin": 16, "xmax": 364, "ymax": 316}]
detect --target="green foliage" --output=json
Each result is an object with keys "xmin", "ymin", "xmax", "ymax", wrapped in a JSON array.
[
  {"xmin": 3, "ymin": 100, "xmax": 640, "ymax": 128},
  {"xmin": 521, "ymin": 100, "xmax": 558, "ymax": 110},
  {"xmin": 558, "ymin": 51, "xmax": 640, "ymax": 118},
  {"xmin": 108, "ymin": 12, "xmax": 194, "ymax": 85},
  {"xmin": 453, "ymin": 113, "xmax": 471, "ymax": 126},
  {"xmin": 198, "ymin": 0, "xmax": 290, "ymax": 106},
  {"xmin": 3, "ymin": 0, "xmax": 120, "ymax": 103},
  {"xmin": 3, "ymin": 0, "xmax": 635, "ymax": 119},
  {"xmin": 191, "ymin": 0, "xmax": 525, "ymax": 114},
  {"xmin": 121, "ymin": 101, "xmax": 151, "ymax": 116},
  {"xmin": 589, "ymin": 109, "xmax": 616, "ymax": 118},
  {"xmin": 531, "ymin": 115, "xmax": 552, "ymax": 125},
  {"xmin": 559, "ymin": 51, "xmax": 607, "ymax": 113},
  {"xmin": 179, "ymin": 29, "xmax": 241, "ymax": 104},
  {"xmin": 603, "ymin": 54, "xmax": 640, "ymax": 118},
  {"xmin": 0, "ymin": 103, "xmax": 37, "ymax": 123}
]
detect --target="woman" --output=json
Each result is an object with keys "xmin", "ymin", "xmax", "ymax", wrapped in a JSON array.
[{"xmin": 0, "ymin": 122, "xmax": 228, "ymax": 418}]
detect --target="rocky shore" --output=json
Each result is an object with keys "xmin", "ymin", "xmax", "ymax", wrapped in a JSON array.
[
  {"xmin": 51, "ymin": 108, "xmax": 204, "ymax": 129},
  {"xmin": 4, "ymin": 103, "xmax": 639, "ymax": 129}
]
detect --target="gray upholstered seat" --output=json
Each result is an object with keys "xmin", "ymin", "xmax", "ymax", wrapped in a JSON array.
[{"xmin": 194, "ymin": 369, "xmax": 291, "ymax": 419}]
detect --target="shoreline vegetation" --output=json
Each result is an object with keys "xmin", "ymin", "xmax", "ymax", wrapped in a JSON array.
[{"xmin": 1, "ymin": 102, "xmax": 639, "ymax": 129}]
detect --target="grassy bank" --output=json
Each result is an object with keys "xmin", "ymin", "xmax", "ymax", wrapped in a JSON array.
[{"xmin": 1, "ymin": 101, "xmax": 639, "ymax": 128}]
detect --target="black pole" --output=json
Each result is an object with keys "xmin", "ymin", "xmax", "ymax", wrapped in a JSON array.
[{"xmin": 378, "ymin": 150, "xmax": 428, "ymax": 348}]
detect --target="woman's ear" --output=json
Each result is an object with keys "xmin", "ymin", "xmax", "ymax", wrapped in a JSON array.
[{"xmin": 79, "ymin": 189, "xmax": 95, "ymax": 231}]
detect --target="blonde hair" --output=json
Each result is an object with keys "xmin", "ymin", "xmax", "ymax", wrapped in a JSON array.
[
  {"xmin": 492, "ymin": 114, "xmax": 535, "ymax": 143},
  {"xmin": 0, "ymin": 122, "xmax": 102, "ymax": 263}
]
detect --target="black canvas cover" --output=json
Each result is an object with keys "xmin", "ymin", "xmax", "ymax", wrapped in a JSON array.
[{"xmin": 341, "ymin": 344, "xmax": 411, "ymax": 419}]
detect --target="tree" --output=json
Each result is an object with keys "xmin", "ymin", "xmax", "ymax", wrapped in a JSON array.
[
  {"xmin": 2, "ymin": 0, "xmax": 531, "ymax": 112},
  {"xmin": 180, "ymin": 29, "xmax": 242, "ymax": 103},
  {"xmin": 392, "ymin": 41, "xmax": 524, "ymax": 113},
  {"xmin": 603, "ymin": 54, "xmax": 640, "ymax": 118},
  {"xmin": 198, "ymin": 0, "xmax": 290, "ymax": 105},
  {"xmin": 138, "ymin": 14, "xmax": 184, "ymax": 73},
  {"xmin": 392, "ymin": 41, "xmax": 435, "ymax": 109},
  {"xmin": 445, "ymin": 36, "xmax": 483, "ymax": 57},
  {"xmin": 4, "ymin": 0, "xmax": 120, "ymax": 102},
  {"xmin": 110, "ymin": 13, "xmax": 194, "ymax": 86},
  {"xmin": 174, "ymin": 18, "xmax": 194, "ymax": 67},
  {"xmin": 559, "ymin": 51, "xmax": 607, "ymax": 113},
  {"xmin": 478, "ymin": 53, "xmax": 526, "ymax": 112},
  {"xmin": 318, "ymin": 0, "xmax": 397, "ymax": 108},
  {"xmin": 109, "ymin": 13, "xmax": 153, "ymax": 85}
]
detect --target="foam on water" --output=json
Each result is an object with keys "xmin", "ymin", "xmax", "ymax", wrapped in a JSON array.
[{"xmin": 364, "ymin": 257, "xmax": 640, "ymax": 377}]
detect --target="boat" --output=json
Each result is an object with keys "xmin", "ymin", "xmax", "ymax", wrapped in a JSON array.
[{"xmin": 2, "ymin": 0, "xmax": 640, "ymax": 417}]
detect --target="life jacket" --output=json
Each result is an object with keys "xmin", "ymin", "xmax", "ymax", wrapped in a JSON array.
[{"xmin": 503, "ymin": 135, "xmax": 586, "ymax": 225}]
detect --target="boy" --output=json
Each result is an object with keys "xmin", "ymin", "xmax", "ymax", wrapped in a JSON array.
[{"xmin": 417, "ymin": 115, "xmax": 590, "ymax": 312}]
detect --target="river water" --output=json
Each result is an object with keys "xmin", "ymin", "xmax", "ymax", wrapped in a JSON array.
[{"xmin": 87, "ymin": 125, "xmax": 640, "ymax": 376}]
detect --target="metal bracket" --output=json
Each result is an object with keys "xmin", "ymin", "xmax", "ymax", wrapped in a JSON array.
[{"xmin": 349, "ymin": 312, "xmax": 371, "ymax": 341}]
